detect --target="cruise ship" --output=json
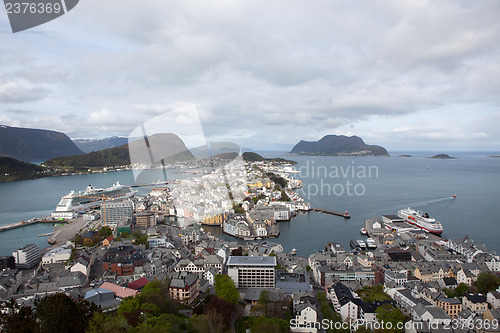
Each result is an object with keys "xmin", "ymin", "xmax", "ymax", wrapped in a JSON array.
[
  {"xmin": 397, "ymin": 207, "xmax": 443, "ymax": 235},
  {"xmin": 54, "ymin": 182, "xmax": 137, "ymax": 213}
]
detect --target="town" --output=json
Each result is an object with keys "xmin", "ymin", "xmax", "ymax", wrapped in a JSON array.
[{"xmin": 0, "ymin": 158, "xmax": 499, "ymax": 333}]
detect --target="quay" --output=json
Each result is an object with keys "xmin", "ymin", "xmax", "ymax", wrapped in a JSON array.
[
  {"xmin": 0, "ymin": 217, "xmax": 61, "ymax": 233},
  {"xmin": 311, "ymin": 208, "xmax": 351, "ymax": 218}
]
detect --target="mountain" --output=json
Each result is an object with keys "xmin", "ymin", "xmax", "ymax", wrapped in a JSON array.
[
  {"xmin": 242, "ymin": 152, "xmax": 297, "ymax": 164},
  {"xmin": 0, "ymin": 156, "xmax": 45, "ymax": 182},
  {"xmin": 0, "ymin": 125, "xmax": 83, "ymax": 161},
  {"xmin": 73, "ymin": 136, "xmax": 129, "ymax": 153},
  {"xmin": 44, "ymin": 133, "xmax": 195, "ymax": 168},
  {"xmin": 290, "ymin": 135, "xmax": 389, "ymax": 156},
  {"xmin": 429, "ymin": 154, "xmax": 456, "ymax": 159}
]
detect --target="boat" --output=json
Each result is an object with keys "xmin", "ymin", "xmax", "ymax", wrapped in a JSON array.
[
  {"xmin": 360, "ymin": 227, "xmax": 367, "ymax": 235},
  {"xmin": 397, "ymin": 207, "xmax": 443, "ymax": 235},
  {"xmin": 350, "ymin": 239, "xmax": 366, "ymax": 250},
  {"xmin": 53, "ymin": 182, "xmax": 137, "ymax": 212},
  {"xmin": 357, "ymin": 240, "xmax": 366, "ymax": 249},
  {"xmin": 366, "ymin": 238, "xmax": 377, "ymax": 249},
  {"xmin": 451, "ymin": 194, "xmax": 456, "ymax": 198},
  {"xmin": 290, "ymin": 248, "xmax": 298, "ymax": 255}
]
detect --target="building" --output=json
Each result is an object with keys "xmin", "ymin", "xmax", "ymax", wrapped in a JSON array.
[
  {"xmin": 136, "ymin": 212, "xmax": 156, "ymax": 228},
  {"xmin": 102, "ymin": 244, "xmax": 143, "ymax": 276},
  {"xmin": 227, "ymin": 256, "xmax": 276, "ymax": 288},
  {"xmin": 487, "ymin": 291, "xmax": 500, "ymax": 309},
  {"xmin": 462, "ymin": 293, "xmax": 488, "ymax": 314},
  {"xmin": 169, "ymin": 271, "xmax": 200, "ymax": 304},
  {"xmin": 0, "ymin": 256, "xmax": 15, "ymax": 270},
  {"xmin": 435, "ymin": 296, "xmax": 462, "ymax": 318},
  {"xmin": 102, "ymin": 199, "xmax": 133, "ymax": 229},
  {"xmin": 291, "ymin": 296, "xmax": 318, "ymax": 332},
  {"xmin": 42, "ymin": 245, "xmax": 72, "ymax": 265},
  {"xmin": 12, "ymin": 244, "xmax": 41, "ymax": 269}
]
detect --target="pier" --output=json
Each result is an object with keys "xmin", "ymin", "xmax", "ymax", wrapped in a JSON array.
[
  {"xmin": 0, "ymin": 217, "xmax": 60, "ymax": 233},
  {"xmin": 311, "ymin": 208, "xmax": 351, "ymax": 218}
]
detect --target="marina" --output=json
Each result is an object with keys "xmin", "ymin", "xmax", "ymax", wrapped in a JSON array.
[{"xmin": 0, "ymin": 217, "xmax": 59, "ymax": 233}]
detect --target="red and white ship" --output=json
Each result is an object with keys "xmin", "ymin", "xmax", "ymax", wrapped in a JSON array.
[{"xmin": 397, "ymin": 207, "xmax": 443, "ymax": 235}]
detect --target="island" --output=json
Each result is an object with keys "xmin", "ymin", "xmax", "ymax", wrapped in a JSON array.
[
  {"xmin": 290, "ymin": 135, "xmax": 389, "ymax": 156},
  {"xmin": 429, "ymin": 154, "xmax": 457, "ymax": 159},
  {"xmin": 399, "ymin": 154, "xmax": 412, "ymax": 157}
]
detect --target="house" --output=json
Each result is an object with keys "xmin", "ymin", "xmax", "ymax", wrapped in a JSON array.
[
  {"xmin": 456, "ymin": 268, "xmax": 475, "ymax": 286},
  {"xmin": 291, "ymin": 293, "xmax": 318, "ymax": 332},
  {"xmin": 99, "ymin": 282, "xmax": 138, "ymax": 299},
  {"xmin": 487, "ymin": 290, "xmax": 500, "ymax": 309},
  {"xmin": 102, "ymin": 243, "xmax": 144, "ymax": 276},
  {"xmin": 85, "ymin": 288, "xmax": 120, "ymax": 309},
  {"xmin": 434, "ymin": 296, "xmax": 462, "ymax": 318},
  {"xmin": 412, "ymin": 303, "xmax": 451, "ymax": 325},
  {"xmin": 203, "ymin": 267, "xmax": 218, "ymax": 286},
  {"xmin": 384, "ymin": 269, "xmax": 408, "ymax": 286},
  {"xmin": 462, "ymin": 293, "xmax": 488, "ymax": 314},
  {"xmin": 127, "ymin": 277, "xmax": 150, "ymax": 290},
  {"xmin": 438, "ymin": 277, "xmax": 458, "ymax": 289},
  {"xmin": 169, "ymin": 271, "xmax": 200, "ymax": 304},
  {"xmin": 102, "ymin": 236, "xmax": 114, "ymax": 247}
]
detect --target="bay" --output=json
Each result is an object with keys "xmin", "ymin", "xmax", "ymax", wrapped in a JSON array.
[{"xmin": 0, "ymin": 152, "xmax": 498, "ymax": 258}]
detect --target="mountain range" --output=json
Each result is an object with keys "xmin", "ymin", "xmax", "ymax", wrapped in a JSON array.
[
  {"xmin": 0, "ymin": 125, "xmax": 83, "ymax": 161},
  {"xmin": 290, "ymin": 135, "xmax": 389, "ymax": 156},
  {"xmin": 73, "ymin": 136, "xmax": 129, "ymax": 153}
]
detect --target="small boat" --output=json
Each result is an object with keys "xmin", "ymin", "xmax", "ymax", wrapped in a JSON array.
[
  {"xmin": 451, "ymin": 194, "xmax": 456, "ymax": 198},
  {"xmin": 357, "ymin": 240, "xmax": 366, "ymax": 249},
  {"xmin": 366, "ymin": 238, "xmax": 377, "ymax": 249},
  {"xmin": 351, "ymin": 239, "xmax": 366, "ymax": 250},
  {"xmin": 290, "ymin": 248, "xmax": 298, "ymax": 255},
  {"xmin": 360, "ymin": 227, "xmax": 367, "ymax": 235}
]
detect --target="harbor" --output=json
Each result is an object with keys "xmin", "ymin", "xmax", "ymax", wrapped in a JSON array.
[
  {"xmin": 311, "ymin": 208, "xmax": 351, "ymax": 218},
  {"xmin": 0, "ymin": 217, "xmax": 60, "ymax": 233}
]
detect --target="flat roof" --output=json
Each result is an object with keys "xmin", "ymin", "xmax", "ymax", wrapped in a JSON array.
[{"xmin": 227, "ymin": 256, "xmax": 276, "ymax": 266}]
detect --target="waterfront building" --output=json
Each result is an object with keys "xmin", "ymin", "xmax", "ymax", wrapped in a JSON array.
[
  {"xmin": 102, "ymin": 199, "xmax": 133, "ymax": 229},
  {"xmin": 227, "ymin": 256, "xmax": 276, "ymax": 288},
  {"xmin": 223, "ymin": 215, "xmax": 252, "ymax": 238},
  {"xmin": 136, "ymin": 212, "xmax": 156, "ymax": 228},
  {"xmin": 12, "ymin": 244, "xmax": 41, "ymax": 269}
]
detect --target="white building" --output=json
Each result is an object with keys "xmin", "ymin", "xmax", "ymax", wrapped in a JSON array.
[
  {"xmin": 12, "ymin": 244, "xmax": 41, "ymax": 269},
  {"xmin": 227, "ymin": 256, "xmax": 276, "ymax": 288},
  {"xmin": 42, "ymin": 246, "xmax": 72, "ymax": 265}
]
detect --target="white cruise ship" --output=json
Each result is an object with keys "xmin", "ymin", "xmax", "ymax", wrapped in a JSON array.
[
  {"xmin": 397, "ymin": 207, "xmax": 443, "ymax": 235},
  {"xmin": 54, "ymin": 182, "xmax": 137, "ymax": 213}
]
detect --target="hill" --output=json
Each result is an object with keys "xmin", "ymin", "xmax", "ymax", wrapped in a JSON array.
[
  {"xmin": 0, "ymin": 125, "xmax": 83, "ymax": 161},
  {"xmin": 0, "ymin": 157, "xmax": 45, "ymax": 182},
  {"xmin": 44, "ymin": 133, "xmax": 195, "ymax": 168},
  {"xmin": 242, "ymin": 152, "xmax": 297, "ymax": 164},
  {"xmin": 290, "ymin": 135, "xmax": 389, "ymax": 156},
  {"xmin": 73, "ymin": 136, "xmax": 129, "ymax": 153},
  {"xmin": 429, "ymin": 154, "xmax": 457, "ymax": 159}
]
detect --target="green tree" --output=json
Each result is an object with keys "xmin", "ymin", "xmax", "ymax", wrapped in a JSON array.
[
  {"xmin": 35, "ymin": 293, "xmax": 98, "ymax": 333},
  {"xmin": 258, "ymin": 290, "xmax": 270, "ymax": 316},
  {"xmin": 455, "ymin": 283, "xmax": 469, "ymax": 296},
  {"xmin": 86, "ymin": 312, "xmax": 129, "ymax": 333},
  {"xmin": 99, "ymin": 226, "xmax": 113, "ymax": 238},
  {"xmin": 375, "ymin": 304, "xmax": 406, "ymax": 333},
  {"xmin": 214, "ymin": 274, "xmax": 240, "ymax": 304},
  {"xmin": 0, "ymin": 299, "xmax": 39, "ymax": 333},
  {"xmin": 475, "ymin": 271, "xmax": 500, "ymax": 294},
  {"xmin": 250, "ymin": 316, "xmax": 289, "ymax": 333}
]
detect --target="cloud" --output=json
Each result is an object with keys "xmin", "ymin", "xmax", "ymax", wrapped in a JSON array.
[{"xmin": 0, "ymin": 0, "xmax": 499, "ymax": 150}]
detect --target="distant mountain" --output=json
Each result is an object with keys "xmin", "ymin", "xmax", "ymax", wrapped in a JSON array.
[
  {"xmin": 73, "ymin": 136, "xmax": 129, "ymax": 153},
  {"xmin": 0, "ymin": 156, "xmax": 45, "ymax": 182},
  {"xmin": 242, "ymin": 152, "xmax": 297, "ymax": 164},
  {"xmin": 0, "ymin": 125, "xmax": 83, "ymax": 161},
  {"xmin": 290, "ymin": 135, "xmax": 389, "ymax": 156},
  {"xmin": 44, "ymin": 133, "xmax": 195, "ymax": 168}
]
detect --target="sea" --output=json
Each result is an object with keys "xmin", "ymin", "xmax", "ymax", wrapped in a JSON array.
[{"xmin": 0, "ymin": 152, "xmax": 499, "ymax": 257}]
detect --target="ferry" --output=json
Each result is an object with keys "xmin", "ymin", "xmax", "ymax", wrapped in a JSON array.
[
  {"xmin": 397, "ymin": 207, "xmax": 443, "ymax": 235},
  {"xmin": 366, "ymin": 238, "xmax": 377, "ymax": 249},
  {"xmin": 53, "ymin": 182, "xmax": 137, "ymax": 212},
  {"xmin": 350, "ymin": 239, "xmax": 366, "ymax": 250}
]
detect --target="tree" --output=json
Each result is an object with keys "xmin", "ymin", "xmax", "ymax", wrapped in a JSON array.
[
  {"xmin": 214, "ymin": 274, "xmax": 239, "ymax": 304},
  {"xmin": 35, "ymin": 293, "xmax": 98, "ymax": 333},
  {"xmin": 86, "ymin": 312, "xmax": 129, "ymax": 333},
  {"xmin": 475, "ymin": 271, "xmax": 500, "ymax": 294},
  {"xmin": 0, "ymin": 299, "xmax": 39, "ymax": 333},
  {"xmin": 98, "ymin": 226, "xmax": 113, "ymax": 238},
  {"xmin": 258, "ymin": 289, "xmax": 270, "ymax": 316},
  {"xmin": 203, "ymin": 296, "xmax": 235, "ymax": 333},
  {"xmin": 375, "ymin": 304, "xmax": 406, "ymax": 333},
  {"xmin": 250, "ymin": 316, "xmax": 289, "ymax": 333},
  {"xmin": 455, "ymin": 283, "xmax": 469, "ymax": 296}
]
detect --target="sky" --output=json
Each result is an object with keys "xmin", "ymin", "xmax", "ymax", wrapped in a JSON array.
[{"xmin": 0, "ymin": 0, "xmax": 499, "ymax": 152}]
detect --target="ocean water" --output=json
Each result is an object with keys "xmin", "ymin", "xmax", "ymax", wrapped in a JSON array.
[{"xmin": 0, "ymin": 152, "xmax": 499, "ymax": 257}]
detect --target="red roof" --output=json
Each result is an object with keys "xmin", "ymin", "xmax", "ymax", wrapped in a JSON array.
[
  {"xmin": 99, "ymin": 282, "xmax": 138, "ymax": 298},
  {"xmin": 127, "ymin": 277, "xmax": 149, "ymax": 290},
  {"xmin": 106, "ymin": 236, "xmax": 114, "ymax": 242}
]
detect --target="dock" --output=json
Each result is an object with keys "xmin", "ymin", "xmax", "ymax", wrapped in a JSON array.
[
  {"xmin": 311, "ymin": 208, "xmax": 351, "ymax": 218},
  {"xmin": 0, "ymin": 217, "xmax": 60, "ymax": 233}
]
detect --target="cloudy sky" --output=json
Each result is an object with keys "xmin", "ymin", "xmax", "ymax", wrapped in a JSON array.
[{"xmin": 0, "ymin": 0, "xmax": 499, "ymax": 151}]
